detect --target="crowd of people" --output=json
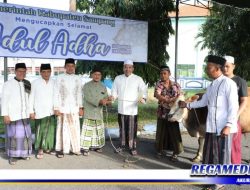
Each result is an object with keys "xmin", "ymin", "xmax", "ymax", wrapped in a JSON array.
[
  {"xmin": 1, "ymin": 58, "xmax": 148, "ymax": 165},
  {"xmin": 1, "ymin": 55, "xmax": 248, "ymax": 190}
]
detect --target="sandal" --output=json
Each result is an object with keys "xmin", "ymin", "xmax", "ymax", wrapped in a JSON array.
[
  {"xmin": 36, "ymin": 150, "xmax": 44, "ymax": 159},
  {"xmin": 130, "ymin": 149, "xmax": 137, "ymax": 156},
  {"xmin": 49, "ymin": 151, "xmax": 56, "ymax": 155},
  {"xmin": 44, "ymin": 150, "xmax": 50, "ymax": 154},
  {"xmin": 74, "ymin": 152, "xmax": 82, "ymax": 156},
  {"xmin": 95, "ymin": 148, "xmax": 103, "ymax": 153},
  {"xmin": 8, "ymin": 158, "xmax": 17, "ymax": 165},
  {"xmin": 22, "ymin": 157, "xmax": 30, "ymax": 161},
  {"xmin": 36, "ymin": 154, "xmax": 43, "ymax": 159},
  {"xmin": 44, "ymin": 150, "xmax": 56, "ymax": 155},
  {"xmin": 83, "ymin": 151, "xmax": 89, "ymax": 156},
  {"xmin": 191, "ymin": 155, "xmax": 202, "ymax": 163},
  {"xmin": 170, "ymin": 154, "xmax": 178, "ymax": 162},
  {"xmin": 56, "ymin": 152, "xmax": 64, "ymax": 158}
]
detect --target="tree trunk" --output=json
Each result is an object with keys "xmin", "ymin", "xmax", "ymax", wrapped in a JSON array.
[{"xmin": 69, "ymin": 0, "xmax": 76, "ymax": 12}]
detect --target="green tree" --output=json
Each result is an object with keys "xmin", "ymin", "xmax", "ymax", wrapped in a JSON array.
[
  {"xmin": 75, "ymin": 0, "xmax": 174, "ymax": 86},
  {"xmin": 197, "ymin": 3, "xmax": 250, "ymax": 80}
]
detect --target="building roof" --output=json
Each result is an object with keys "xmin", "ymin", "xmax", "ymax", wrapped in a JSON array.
[{"xmin": 169, "ymin": 5, "xmax": 210, "ymax": 17}]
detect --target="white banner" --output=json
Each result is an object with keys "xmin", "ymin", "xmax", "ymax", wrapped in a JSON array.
[{"xmin": 0, "ymin": 3, "xmax": 148, "ymax": 62}]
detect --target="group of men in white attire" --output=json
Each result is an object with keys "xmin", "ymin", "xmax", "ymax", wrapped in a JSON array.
[{"xmin": 1, "ymin": 58, "xmax": 148, "ymax": 165}]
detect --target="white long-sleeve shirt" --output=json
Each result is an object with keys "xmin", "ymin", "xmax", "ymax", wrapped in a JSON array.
[
  {"xmin": 53, "ymin": 73, "xmax": 83, "ymax": 114},
  {"xmin": 29, "ymin": 78, "xmax": 55, "ymax": 119},
  {"xmin": 1, "ymin": 79, "xmax": 29, "ymax": 121},
  {"xmin": 111, "ymin": 73, "xmax": 147, "ymax": 115},
  {"xmin": 187, "ymin": 75, "xmax": 239, "ymax": 135}
]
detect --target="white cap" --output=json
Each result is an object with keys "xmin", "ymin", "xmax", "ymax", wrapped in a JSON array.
[
  {"xmin": 224, "ymin": 55, "xmax": 235, "ymax": 64},
  {"xmin": 124, "ymin": 59, "xmax": 133, "ymax": 65}
]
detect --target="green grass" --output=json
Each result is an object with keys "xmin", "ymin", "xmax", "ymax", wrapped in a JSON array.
[
  {"xmin": 104, "ymin": 88, "xmax": 205, "ymax": 129},
  {"xmin": 0, "ymin": 119, "xmax": 4, "ymax": 134},
  {"xmin": 103, "ymin": 101, "xmax": 158, "ymax": 130}
]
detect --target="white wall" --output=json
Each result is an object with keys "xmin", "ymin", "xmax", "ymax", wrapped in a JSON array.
[{"xmin": 167, "ymin": 17, "xmax": 209, "ymax": 78}]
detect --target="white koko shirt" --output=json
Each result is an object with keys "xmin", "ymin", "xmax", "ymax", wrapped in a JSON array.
[
  {"xmin": 187, "ymin": 75, "xmax": 239, "ymax": 135},
  {"xmin": 29, "ymin": 78, "xmax": 55, "ymax": 119},
  {"xmin": 54, "ymin": 73, "xmax": 83, "ymax": 114},
  {"xmin": 1, "ymin": 79, "xmax": 29, "ymax": 121},
  {"xmin": 111, "ymin": 74, "xmax": 147, "ymax": 115}
]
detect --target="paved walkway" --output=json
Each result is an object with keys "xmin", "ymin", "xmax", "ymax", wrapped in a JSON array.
[{"xmin": 0, "ymin": 132, "xmax": 249, "ymax": 190}]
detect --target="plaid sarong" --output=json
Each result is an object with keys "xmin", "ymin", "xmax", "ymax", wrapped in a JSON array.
[{"xmin": 80, "ymin": 119, "xmax": 105, "ymax": 150}]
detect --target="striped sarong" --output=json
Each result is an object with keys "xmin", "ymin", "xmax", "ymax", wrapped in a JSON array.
[
  {"xmin": 118, "ymin": 114, "xmax": 137, "ymax": 150},
  {"xmin": 80, "ymin": 119, "xmax": 105, "ymax": 150},
  {"xmin": 34, "ymin": 116, "xmax": 56, "ymax": 151},
  {"xmin": 5, "ymin": 119, "xmax": 32, "ymax": 158},
  {"xmin": 55, "ymin": 113, "xmax": 80, "ymax": 154},
  {"xmin": 202, "ymin": 132, "xmax": 232, "ymax": 164}
]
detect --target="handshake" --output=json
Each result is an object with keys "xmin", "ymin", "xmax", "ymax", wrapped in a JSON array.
[{"xmin": 99, "ymin": 96, "xmax": 113, "ymax": 106}]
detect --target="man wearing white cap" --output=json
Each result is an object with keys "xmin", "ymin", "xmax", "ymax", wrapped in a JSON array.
[
  {"xmin": 223, "ymin": 55, "xmax": 248, "ymax": 164},
  {"xmin": 111, "ymin": 59, "xmax": 147, "ymax": 156}
]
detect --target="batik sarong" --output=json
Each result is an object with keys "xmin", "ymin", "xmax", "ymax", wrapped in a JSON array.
[{"xmin": 55, "ymin": 113, "xmax": 80, "ymax": 154}]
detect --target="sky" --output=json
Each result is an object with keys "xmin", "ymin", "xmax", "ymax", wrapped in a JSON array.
[{"xmin": 0, "ymin": 0, "xmax": 70, "ymax": 11}]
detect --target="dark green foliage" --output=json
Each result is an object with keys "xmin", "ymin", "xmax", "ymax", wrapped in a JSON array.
[
  {"xmin": 197, "ymin": 3, "xmax": 250, "ymax": 80},
  {"xmin": 75, "ymin": 0, "xmax": 175, "ymax": 86}
]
